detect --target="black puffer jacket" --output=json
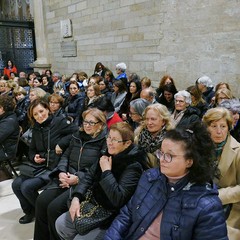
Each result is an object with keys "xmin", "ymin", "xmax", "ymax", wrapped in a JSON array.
[
  {"xmin": 28, "ymin": 115, "xmax": 77, "ymax": 180},
  {"xmin": 176, "ymin": 106, "xmax": 200, "ymax": 129},
  {"xmin": 72, "ymin": 144, "xmax": 148, "ymax": 212},
  {"xmin": 0, "ymin": 111, "xmax": 19, "ymax": 161},
  {"xmin": 50, "ymin": 126, "xmax": 108, "ymax": 177}
]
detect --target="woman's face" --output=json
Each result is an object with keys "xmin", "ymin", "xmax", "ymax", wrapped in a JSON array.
[
  {"xmin": 15, "ymin": 93, "xmax": 25, "ymax": 101},
  {"xmin": 83, "ymin": 113, "xmax": 101, "ymax": 136},
  {"xmin": 164, "ymin": 91, "xmax": 173, "ymax": 102},
  {"xmin": 164, "ymin": 78, "xmax": 172, "ymax": 85},
  {"xmin": 129, "ymin": 82, "xmax": 137, "ymax": 94},
  {"xmin": 99, "ymin": 81, "xmax": 106, "ymax": 91},
  {"xmin": 33, "ymin": 79, "xmax": 42, "ymax": 88},
  {"xmin": 159, "ymin": 139, "xmax": 193, "ymax": 178},
  {"xmin": 8, "ymin": 61, "xmax": 12, "ymax": 67},
  {"xmin": 145, "ymin": 109, "xmax": 165, "ymax": 135},
  {"xmin": 32, "ymin": 104, "xmax": 49, "ymax": 124},
  {"xmin": 175, "ymin": 96, "xmax": 188, "ymax": 111},
  {"xmin": 232, "ymin": 112, "xmax": 240, "ymax": 127},
  {"xmin": 207, "ymin": 118, "xmax": 229, "ymax": 144},
  {"xmin": 49, "ymin": 98, "xmax": 61, "ymax": 113},
  {"xmin": 69, "ymin": 84, "xmax": 79, "ymax": 96},
  {"xmin": 87, "ymin": 86, "xmax": 96, "ymax": 98},
  {"xmin": 106, "ymin": 129, "xmax": 130, "ymax": 155},
  {"xmin": 105, "ymin": 72, "xmax": 110, "ymax": 81},
  {"xmin": 29, "ymin": 91, "xmax": 37, "ymax": 102},
  {"xmin": 88, "ymin": 78, "xmax": 96, "ymax": 86},
  {"xmin": 42, "ymin": 76, "xmax": 48, "ymax": 85},
  {"xmin": 113, "ymin": 84, "xmax": 119, "ymax": 93},
  {"xmin": 217, "ymin": 93, "xmax": 229, "ymax": 105},
  {"xmin": 129, "ymin": 106, "xmax": 142, "ymax": 123},
  {"xmin": 0, "ymin": 83, "xmax": 6, "ymax": 93}
]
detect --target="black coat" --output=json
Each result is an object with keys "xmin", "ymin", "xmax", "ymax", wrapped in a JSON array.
[
  {"xmin": 176, "ymin": 106, "xmax": 200, "ymax": 129},
  {"xmin": 64, "ymin": 92, "xmax": 85, "ymax": 124},
  {"xmin": 15, "ymin": 96, "xmax": 30, "ymax": 132},
  {"xmin": 72, "ymin": 145, "xmax": 148, "ymax": 212},
  {"xmin": 28, "ymin": 115, "xmax": 78, "ymax": 180},
  {"xmin": 0, "ymin": 111, "xmax": 19, "ymax": 161},
  {"xmin": 50, "ymin": 126, "xmax": 108, "ymax": 177}
]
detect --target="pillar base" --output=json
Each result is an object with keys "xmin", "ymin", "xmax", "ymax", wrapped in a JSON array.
[{"xmin": 30, "ymin": 61, "xmax": 51, "ymax": 74}]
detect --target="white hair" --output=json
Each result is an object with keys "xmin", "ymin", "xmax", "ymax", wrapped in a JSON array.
[
  {"xmin": 116, "ymin": 62, "xmax": 127, "ymax": 71},
  {"xmin": 174, "ymin": 90, "xmax": 192, "ymax": 104},
  {"xmin": 197, "ymin": 75, "xmax": 213, "ymax": 88}
]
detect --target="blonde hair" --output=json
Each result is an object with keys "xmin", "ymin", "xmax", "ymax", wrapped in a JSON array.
[
  {"xmin": 142, "ymin": 103, "xmax": 174, "ymax": 131},
  {"xmin": 30, "ymin": 87, "xmax": 47, "ymax": 99},
  {"xmin": 81, "ymin": 108, "xmax": 106, "ymax": 138},
  {"xmin": 215, "ymin": 88, "xmax": 233, "ymax": 105},
  {"xmin": 202, "ymin": 107, "xmax": 233, "ymax": 130}
]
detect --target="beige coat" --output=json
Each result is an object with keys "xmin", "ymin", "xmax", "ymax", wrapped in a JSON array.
[{"xmin": 216, "ymin": 135, "xmax": 240, "ymax": 240}]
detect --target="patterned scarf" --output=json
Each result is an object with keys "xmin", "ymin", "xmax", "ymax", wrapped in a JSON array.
[{"xmin": 138, "ymin": 127, "xmax": 167, "ymax": 153}]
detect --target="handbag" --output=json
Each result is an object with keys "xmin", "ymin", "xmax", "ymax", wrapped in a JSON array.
[
  {"xmin": 19, "ymin": 128, "xmax": 51, "ymax": 177},
  {"xmin": 19, "ymin": 162, "xmax": 47, "ymax": 177},
  {"xmin": 20, "ymin": 128, "xmax": 33, "ymax": 146},
  {"xmin": 74, "ymin": 190, "xmax": 112, "ymax": 235}
]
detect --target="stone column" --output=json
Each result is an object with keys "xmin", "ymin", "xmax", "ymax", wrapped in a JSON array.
[{"xmin": 30, "ymin": 0, "xmax": 51, "ymax": 73}]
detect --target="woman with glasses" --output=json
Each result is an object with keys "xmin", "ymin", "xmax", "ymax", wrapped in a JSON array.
[
  {"xmin": 171, "ymin": 90, "xmax": 200, "ymax": 128},
  {"xmin": 12, "ymin": 99, "xmax": 77, "ymax": 225},
  {"xmin": 34, "ymin": 108, "xmax": 108, "ymax": 240},
  {"xmin": 203, "ymin": 107, "xmax": 240, "ymax": 239},
  {"xmin": 55, "ymin": 122, "xmax": 148, "ymax": 240},
  {"xmin": 105, "ymin": 122, "xmax": 228, "ymax": 240},
  {"xmin": 48, "ymin": 93, "xmax": 66, "ymax": 118}
]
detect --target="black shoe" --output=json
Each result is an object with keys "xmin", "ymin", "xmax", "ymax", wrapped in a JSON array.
[{"xmin": 19, "ymin": 214, "xmax": 35, "ymax": 224}]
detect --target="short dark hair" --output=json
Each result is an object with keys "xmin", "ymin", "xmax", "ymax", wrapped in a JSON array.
[
  {"xmin": 113, "ymin": 80, "xmax": 126, "ymax": 93},
  {"xmin": 163, "ymin": 122, "xmax": 219, "ymax": 184},
  {"xmin": 96, "ymin": 97, "xmax": 114, "ymax": 112},
  {"xmin": 0, "ymin": 95, "xmax": 16, "ymax": 112}
]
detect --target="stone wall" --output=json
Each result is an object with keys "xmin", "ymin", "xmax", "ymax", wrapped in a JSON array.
[{"xmin": 43, "ymin": 0, "xmax": 240, "ymax": 94}]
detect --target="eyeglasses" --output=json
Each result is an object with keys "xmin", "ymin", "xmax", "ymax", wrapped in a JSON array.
[
  {"xmin": 106, "ymin": 135, "xmax": 128, "ymax": 143},
  {"xmin": 175, "ymin": 99, "xmax": 185, "ymax": 104},
  {"xmin": 155, "ymin": 150, "xmax": 184, "ymax": 163},
  {"xmin": 129, "ymin": 111, "xmax": 138, "ymax": 116},
  {"xmin": 82, "ymin": 120, "xmax": 99, "ymax": 126}
]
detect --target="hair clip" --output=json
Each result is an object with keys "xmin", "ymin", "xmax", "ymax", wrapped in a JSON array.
[{"xmin": 186, "ymin": 129, "xmax": 193, "ymax": 134}]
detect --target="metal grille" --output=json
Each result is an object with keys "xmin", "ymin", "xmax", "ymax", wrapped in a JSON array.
[{"xmin": 0, "ymin": 22, "xmax": 36, "ymax": 75}]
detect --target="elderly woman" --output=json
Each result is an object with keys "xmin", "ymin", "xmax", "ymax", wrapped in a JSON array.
[
  {"xmin": 0, "ymin": 95, "xmax": 19, "ymax": 163},
  {"xmin": 129, "ymin": 98, "xmax": 151, "ymax": 129},
  {"xmin": 213, "ymin": 88, "xmax": 233, "ymax": 107},
  {"xmin": 12, "ymin": 99, "xmax": 77, "ymax": 225},
  {"xmin": 135, "ymin": 103, "xmax": 174, "ymax": 168},
  {"xmin": 219, "ymin": 99, "xmax": 240, "ymax": 142},
  {"xmin": 105, "ymin": 122, "xmax": 228, "ymax": 240},
  {"xmin": 34, "ymin": 108, "xmax": 108, "ymax": 240},
  {"xmin": 55, "ymin": 122, "xmax": 148, "ymax": 240},
  {"xmin": 203, "ymin": 107, "xmax": 240, "ymax": 239},
  {"xmin": 171, "ymin": 90, "xmax": 200, "ymax": 129}
]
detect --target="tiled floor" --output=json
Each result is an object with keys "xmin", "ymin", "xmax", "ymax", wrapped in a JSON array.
[{"xmin": 0, "ymin": 179, "xmax": 34, "ymax": 240}]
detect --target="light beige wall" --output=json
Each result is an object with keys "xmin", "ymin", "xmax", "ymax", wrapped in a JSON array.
[{"xmin": 42, "ymin": 0, "xmax": 240, "ymax": 95}]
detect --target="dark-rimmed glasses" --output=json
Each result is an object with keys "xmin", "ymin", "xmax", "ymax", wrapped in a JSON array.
[
  {"xmin": 155, "ymin": 150, "xmax": 184, "ymax": 163},
  {"xmin": 83, "ymin": 120, "xmax": 99, "ymax": 126}
]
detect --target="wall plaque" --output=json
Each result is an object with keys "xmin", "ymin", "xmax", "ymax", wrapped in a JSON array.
[{"xmin": 61, "ymin": 41, "xmax": 77, "ymax": 57}]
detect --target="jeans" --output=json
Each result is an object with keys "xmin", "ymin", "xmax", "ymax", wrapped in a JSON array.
[{"xmin": 12, "ymin": 175, "xmax": 46, "ymax": 215}]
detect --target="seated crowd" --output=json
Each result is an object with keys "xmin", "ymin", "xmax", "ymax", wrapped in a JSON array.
[{"xmin": 0, "ymin": 60, "xmax": 239, "ymax": 240}]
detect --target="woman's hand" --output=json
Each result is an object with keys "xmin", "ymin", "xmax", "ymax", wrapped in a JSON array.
[
  {"xmin": 55, "ymin": 144, "xmax": 63, "ymax": 155},
  {"xmin": 100, "ymin": 156, "xmax": 112, "ymax": 172},
  {"xmin": 59, "ymin": 172, "xmax": 78, "ymax": 188},
  {"xmin": 69, "ymin": 197, "xmax": 81, "ymax": 222},
  {"xmin": 34, "ymin": 154, "xmax": 45, "ymax": 164}
]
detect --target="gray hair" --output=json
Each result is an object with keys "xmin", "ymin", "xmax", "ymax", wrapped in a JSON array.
[
  {"xmin": 197, "ymin": 75, "xmax": 213, "ymax": 88},
  {"xmin": 130, "ymin": 98, "xmax": 151, "ymax": 116},
  {"xmin": 116, "ymin": 62, "xmax": 127, "ymax": 71},
  {"xmin": 219, "ymin": 99, "xmax": 240, "ymax": 113},
  {"xmin": 174, "ymin": 90, "xmax": 192, "ymax": 105}
]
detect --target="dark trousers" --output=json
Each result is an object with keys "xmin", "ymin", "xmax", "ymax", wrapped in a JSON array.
[
  {"xmin": 34, "ymin": 186, "xmax": 70, "ymax": 240},
  {"xmin": 12, "ymin": 175, "xmax": 46, "ymax": 215}
]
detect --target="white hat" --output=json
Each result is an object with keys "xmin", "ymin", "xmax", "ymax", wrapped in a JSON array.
[{"xmin": 116, "ymin": 62, "xmax": 127, "ymax": 71}]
